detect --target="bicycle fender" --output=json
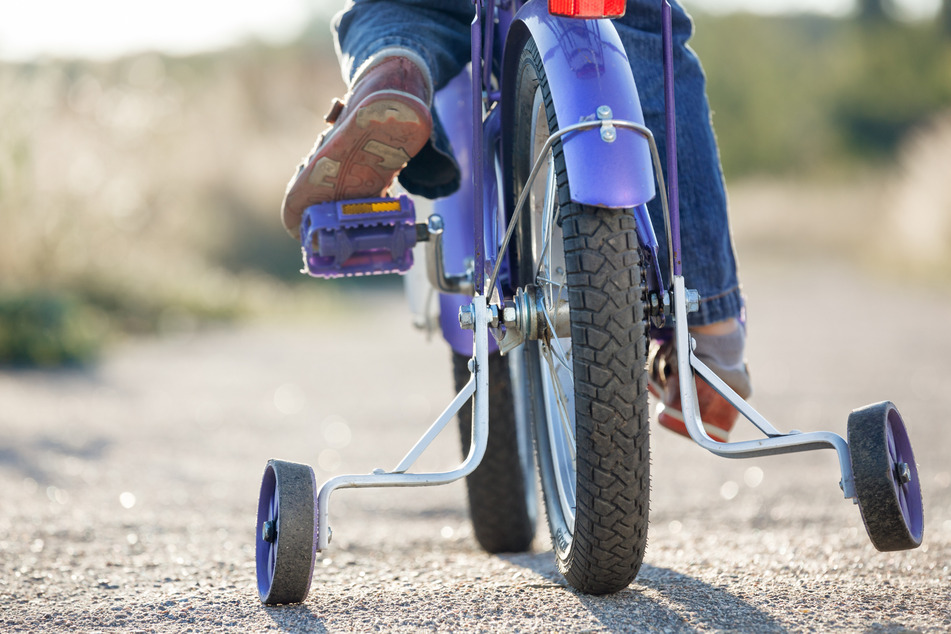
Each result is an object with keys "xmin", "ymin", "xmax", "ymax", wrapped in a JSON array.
[{"xmin": 502, "ymin": 3, "xmax": 655, "ymax": 208}]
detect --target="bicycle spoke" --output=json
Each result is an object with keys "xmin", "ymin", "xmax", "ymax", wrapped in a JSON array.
[
  {"xmin": 541, "ymin": 345, "xmax": 576, "ymax": 456},
  {"xmin": 554, "ymin": 265, "xmax": 567, "ymax": 306},
  {"xmin": 536, "ymin": 275, "xmax": 564, "ymax": 288},
  {"xmin": 535, "ymin": 159, "xmax": 557, "ymax": 285},
  {"xmin": 543, "ymin": 312, "xmax": 573, "ymax": 374},
  {"xmin": 557, "ymin": 401, "xmax": 576, "ymax": 455},
  {"xmin": 533, "ymin": 149, "xmax": 574, "ymax": 473}
]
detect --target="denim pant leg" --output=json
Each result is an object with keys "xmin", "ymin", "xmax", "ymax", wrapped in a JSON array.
[
  {"xmin": 333, "ymin": 0, "xmax": 474, "ymax": 199},
  {"xmin": 616, "ymin": 0, "xmax": 743, "ymax": 326}
]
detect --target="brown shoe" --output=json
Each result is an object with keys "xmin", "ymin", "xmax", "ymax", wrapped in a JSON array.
[
  {"xmin": 281, "ymin": 55, "xmax": 433, "ymax": 237},
  {"xmin": 648, "ymin": 338, "xmax": 750, "ymax": 443}
]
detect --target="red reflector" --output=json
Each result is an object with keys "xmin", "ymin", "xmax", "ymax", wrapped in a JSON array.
[{"xmin": 549, "ymin": 0, "xmax": 626, "ymax": 18}]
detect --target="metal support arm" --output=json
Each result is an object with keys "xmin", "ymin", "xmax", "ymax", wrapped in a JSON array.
[
  {"xmin": 314, "ymin": 295, "xmax": 492, "ymax": 551},
  {"xmin": 671, "ymin": 277, "xmax": 857, "ymax": 500}
]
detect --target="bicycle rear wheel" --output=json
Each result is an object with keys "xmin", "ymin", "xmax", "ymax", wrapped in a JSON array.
[
  {"xmin": 454, "ymin": 350, "xmax": 537, "ymax": 553},
  {"xmin": 510, "ymin": 38, "xmax": 651, "ymax": 594}
]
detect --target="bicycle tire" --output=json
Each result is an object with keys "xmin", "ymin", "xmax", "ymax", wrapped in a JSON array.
[
  {"xmin": 455, "ymin": 351, "xmax": 537, "ymax": 553},
  {"xmin": 510, "ymin": 38, "xmax": 651, "ymax": 594},
  {"xmin": 256, "ymin": 459, "xmax": 317, "ymax": 604}
]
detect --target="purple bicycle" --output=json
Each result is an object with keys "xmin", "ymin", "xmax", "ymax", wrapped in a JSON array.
[{"xmin": 255, "ymin": 0, "xmax": 924, "ymax": 604}]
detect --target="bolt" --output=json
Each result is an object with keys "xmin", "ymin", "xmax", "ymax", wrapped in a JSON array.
[
  {"xmin": 685, "ymin": 289, "xmax": 701, "ymax": 313},
  {"xmin": 262, "ymin": 520, "xmax": 277, "ymax": 543},
  {"xmin": 895, "ymin": 462, "xmax": 912, "ymax": 485},
  {"xmin": 488, "ymin": 304, "xmax": 500, "ymax": 328},
  {"xmin": 459, "ymin": 305, "xmax": 475, "ymax": 330},
  {"xmin": 597, "ymin": 106, "xmax": 616, "ymax": 143},
  {"xmin": 427, "ymin": 214, "xmax": 445, "ymax": 234},
  {"xmin": 502, "ymin": 306, "xmax": 517, "ymax": 324}
]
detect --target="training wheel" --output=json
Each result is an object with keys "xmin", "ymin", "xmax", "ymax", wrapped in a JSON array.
[
  {"xmin": 256, "ymin": 459, "xmax": 318, "ymax": 604},
  {"xmin": 847, "ymin": 401, "xmax": 923, "ymax": 552}
]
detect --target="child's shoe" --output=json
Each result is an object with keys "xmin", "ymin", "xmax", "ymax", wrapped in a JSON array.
[
  {"xmin": 648, "ymin": 337, "xmax": 752, "ymax": 443},
  {"xmin": 281, "ymin": 53, "xmax": 433, "ymax": 237}
]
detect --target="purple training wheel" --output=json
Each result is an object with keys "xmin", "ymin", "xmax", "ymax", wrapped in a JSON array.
[
  {"xmin": 847, "ymin": 401, "xmax": 924, "ymax": 552},
  {"xmin": 255, "ymin": 459, "xmax": 318, "ymax": 604}
]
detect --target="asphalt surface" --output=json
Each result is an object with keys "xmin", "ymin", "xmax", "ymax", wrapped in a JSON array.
[{"xmin": 2, "ymin": 252, "xmax": 950, "ymax": 632}]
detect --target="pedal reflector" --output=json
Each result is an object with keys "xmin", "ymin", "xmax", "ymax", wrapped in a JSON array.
[
  {"xmin": 340, "ymin": 200, "xmax": 402, "ymax": 215},
  {"xmin": 300, "ymin": 196, "xmax": 417, "ymax": 279}
]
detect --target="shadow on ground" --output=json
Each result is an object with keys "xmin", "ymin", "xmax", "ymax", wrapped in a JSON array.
[
  {"xmin": 503, "ymin": 551, "xmax": 788, "ymax": 632},
  {"xmin": 264, "ymin": 604, "xmax": 329, "ymax": 633},
  {"xmin": 0, "ymin": 435, "xmax": 111, "ymax": 485}
]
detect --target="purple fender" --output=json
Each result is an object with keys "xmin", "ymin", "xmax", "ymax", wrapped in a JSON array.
[{"xmin": 501, "ymin": 2, "xmax": 655, "ymax": 208}]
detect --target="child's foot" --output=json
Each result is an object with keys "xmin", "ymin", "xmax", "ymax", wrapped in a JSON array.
[
  {"xmin": 281, "ymin": 54, "xmax": 433, "ymax": 237},
  {"xmin": 648, "ymin": 324, "xmax": 752, "ymax": 443}
]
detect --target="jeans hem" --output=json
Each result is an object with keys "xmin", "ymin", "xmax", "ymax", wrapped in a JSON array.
[
  {"xmin": 344, "ymin": 36, "xmax": 437, "ymax": 85},
  {"xmin": 689, "ymin": 284, "xmax": 744, "ymax": 327}
]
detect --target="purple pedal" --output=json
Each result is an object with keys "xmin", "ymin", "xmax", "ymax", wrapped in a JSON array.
[{"xmin": 300, "ymin": 195, "xmax": 417, "ymax": 278}]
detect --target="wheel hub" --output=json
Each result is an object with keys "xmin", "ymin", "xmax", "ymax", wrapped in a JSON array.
[
  {"xmin": 511, "ymin": 285, "xmax": 570, "ymax": 342},
  {"xmin": 894, "ymin": 462, "xmax": 912, "ymax": 486},
  {"xmin": 262, "ymin": 520, "xmax": 277, "ymax": 543}
]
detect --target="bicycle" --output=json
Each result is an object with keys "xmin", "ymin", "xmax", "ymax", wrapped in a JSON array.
[{"xmin": 254, "ymin": 0, "xmax": 924, "ymax": 604}]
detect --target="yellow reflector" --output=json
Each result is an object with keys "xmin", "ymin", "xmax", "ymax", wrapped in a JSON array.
[{"xmin": 341, "ymin": 201, "xmax": 401, "ymax": 215}]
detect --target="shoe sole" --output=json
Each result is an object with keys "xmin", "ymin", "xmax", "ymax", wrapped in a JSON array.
[
  {"xmin": 282, "ymin": 91, "xmax": 432, "ymax": 236},
  {"xmin": 648, "ymin": 381, "xmax": 731, "ymax": 443},
  {"xmin": 656, "ymin": 403, "xmax": 730, "ymax": 443}
]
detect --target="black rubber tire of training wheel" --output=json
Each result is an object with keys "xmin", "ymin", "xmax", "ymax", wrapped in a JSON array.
[
  {"xmin": 511, "ymin": 38, "xmax": 651, "ymax": 595},
  {"xmin": 847, "ymin": 401, "xmax": 924, "ymax": 552},
  {"xmin": 256, "ymin": 459, "xmax": 317, "ymax": 605},
  {"xmin": 455, "ymin": 351, "xmax": 536, "ymax": 553}
]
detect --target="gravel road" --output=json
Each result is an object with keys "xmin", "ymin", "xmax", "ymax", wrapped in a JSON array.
[{"xmin": 2, "ymin": 250, "xmax": 949, "ymax": 632}]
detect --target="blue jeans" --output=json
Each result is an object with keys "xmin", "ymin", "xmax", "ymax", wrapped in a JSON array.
[{"xmin": 334, "ymin": 0, "xmax": 743, "ymax": 326}]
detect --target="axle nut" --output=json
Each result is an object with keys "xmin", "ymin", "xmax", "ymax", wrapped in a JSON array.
[{"xmin": 458, "ymin": 305, "xmax": 475, "ymax": 330}]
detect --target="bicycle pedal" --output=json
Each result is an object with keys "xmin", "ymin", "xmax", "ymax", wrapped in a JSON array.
[{"xmin": 300, "ymin": 195, "xmax": 417, "ymax": 278}]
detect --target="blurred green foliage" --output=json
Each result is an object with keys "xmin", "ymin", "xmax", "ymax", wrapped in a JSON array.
[
  {"xmin": 0, "ymin": 37, "xmax": 342, "ymax": 366},
  {"xmin": 0, "ymin": 292, "xmax": 103, "ymax": 366},
  {"xmin": 691, "ymin": 12, "xmax": 951, "ymax": 178}
]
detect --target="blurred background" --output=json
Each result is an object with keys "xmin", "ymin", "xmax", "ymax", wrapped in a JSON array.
[{"xmin": 1, "ymin": 0, "xmax": 949, "ymax": 365}]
